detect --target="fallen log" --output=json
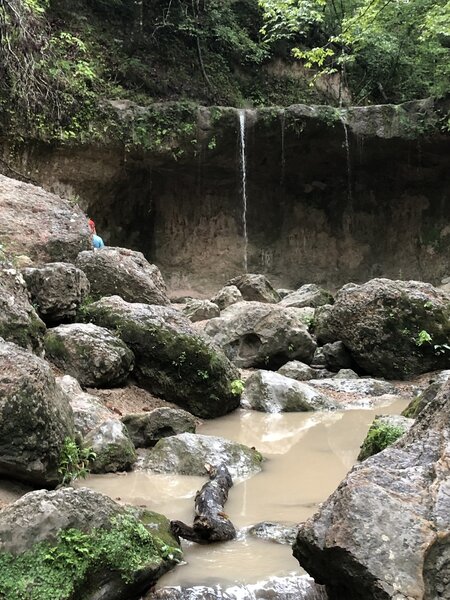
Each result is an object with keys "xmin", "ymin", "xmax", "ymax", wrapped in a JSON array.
[{"xmin": 170, "ymin": 463, "xmax": 236, "ymax": 544}]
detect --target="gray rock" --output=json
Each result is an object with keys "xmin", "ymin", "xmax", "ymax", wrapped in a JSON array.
[
  {"xmin": 228, "ymin": 273, "xmax": 281, "ymax": 303},
  {"xmin": 311, "ymin": 347, "xmax": 327, "ymax": 367},
  {"xmin": 211, "ymin": 285, "xmax": 243, "ymax": 310},
  {"xmin": 122, "ymin": 408, "xmax": 197, "ymax": 448},
  {"xmin": 308, "ymin": 377, "xmax": 397, "ymax": 397},
  {"xmin": 294, "ymin": 379, "xmax": 450, "ymax": 600},
  {"xmin": 45, "ymin": 323, "xmax": 134, "ymax": 388},
  {"xmin": 314, "ymin": 278, "xmax": 450, "ymax": 378},
  {"xmin": 0, "ymin": 487, "xmax": 180, "ymax": 600},
  {"xmin": 277, "ymin": 360, "xmax": 316, "ymax": 381},
  {"xmin": 147, "ymin": 576, "xmax": 327, "ymax": 600},
  {"xmin": 76, "ymin": 246, "xmax": 170, "ymax": 305},
  {"xmin": 84, "ymin": 419, "xmax": 137, "ymax": 473},
  {"xmin": 242, "ymin": 370, "xmax": 338, "ymax": 412},
  {"xmin": 183, "ymin": 299, "xmax": 220, "ymax": 322},
  {"xmin": 204, "ymin": 301, "xmax": 316, "ymax": 368},
  {"xmin": 57, "ymin": 375, "xmax": 114, "ymax": 437},
  {"xmin": 83, "ymin": 296, "xmax": 240, "ymax": 418},
  {"xmin": 139, "ymin": 433, "xmax": 263, "ymax": 480},
  {"xmin": 333, "ymin": 368, "xmax": 359, "ymax": 379},
  {"xmin": 276, "ymin": 288, "xmax": 294, "ymax": 298},
  {"xmin": 0, "ymin": 268, "xmax": 46, "ymax": 353},
  {"xmin": 22, "ymin": 262, "xmax": 90, "ymax": 324},
  {"xmin": 279, "ymin": 284, "xmax": 334, "ymax": 309},
  {"xmin": 357, "ymin": 414, "xmax": 414, "ymax": 461},
  {"xmin": 0, "ymin": 174, "xmax": 90, "ymax": 263},
  {"xmin": 248, "ymin": 521, "xmax": 298, "ymax": 545},
  {"xmin": 0, "ymin": 339, "xmax": 74, "ymax": 486},
  {"xmin": 321, "ymin": 341, "xmax": 353, "ymax": 371}
]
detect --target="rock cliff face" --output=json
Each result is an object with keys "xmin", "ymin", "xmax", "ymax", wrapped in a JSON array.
[{"xmin": 1, "ymin": 100, "xmax": 449, "ymax": 293}]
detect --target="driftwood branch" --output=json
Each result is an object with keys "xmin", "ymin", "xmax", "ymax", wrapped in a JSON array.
[{"xmin": 170, "ymin": 463, "xmax": 236, "ymax": 544}]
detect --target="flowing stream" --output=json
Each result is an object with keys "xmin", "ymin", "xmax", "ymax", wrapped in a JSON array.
[
  {"xmin": 83, "ymin": 397, "xmax": 408, "ymax": 590},
  {"xmin": 238, "ymin": 110, "xmax": 248, "ymax": 272}
]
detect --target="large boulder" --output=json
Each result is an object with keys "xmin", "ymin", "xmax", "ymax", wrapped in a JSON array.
[
  {"xmin": 139, "ymin": 433, "xmax": 263, "ymax": 480},
  {"xmin": 0, "ymin": 339, "xmax": 74, "ymax": 486},
  {"xmin": 293, "ymin": 379, "xmax": 450, "ymax": 600},
  {"xmin": 22, "ymin": 262, "xmax": 90, "ymax": 324},
  {"xmin": 315, "ymin": 278, "xmax": 450, "ymax": 378},
  {"xmin": 277, "ymin": 360, "xmax": 320, "ymax": 381},
  {"xmin": 0, "ymin": 487, "xmax": 181, "ymax": 600},
  {"xmin": 241, "ymin": 370, "xmax": 338, "ymax": 412},
  {"xmin": 57, "ymin": 375, "xmax": 114, "ymax": 437},
  {"xmin": 0, "ymin": 174, "xmax": 90, "ymax": 263},
  {"xmin": 44, "ymin": 323, "xmax": 134, "ymax": 388},
  {"xmin": 83, "ymin": 296, "xmax": 240, "ymax": 418},
  {"xmin": 204, "ymin": 302, "xmax": 316, "ymax": 368},
  {"xmin": 0, "ymin": 267, "xmax": 46, "ymax": 353},
  {"xmin": 228, "ymin": 273, "xmax": 281, "ymax": 303},
  {"xmin": 84, "ymin": 419, "xmax": 137, "ymax": 473},
  {"xmin": 76, "ymin": 247, "xmax": 170, "ymax": 305},
  {"xmin": 122, "ymin": 408, "xmax": 197, "ymax": 448},
  {"xmin": 279, "ymin": 284, "xmax": 334, "ymax": 309}
]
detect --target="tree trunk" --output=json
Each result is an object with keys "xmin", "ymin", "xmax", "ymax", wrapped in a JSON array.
[{"xmin": 170, "ymin": 463, "xmax": 236, "ymax": 544}]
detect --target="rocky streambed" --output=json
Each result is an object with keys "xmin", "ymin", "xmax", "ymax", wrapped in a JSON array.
[{"xmin": 0, "ymin": 173, "xmax": 449, "ymax": 599}]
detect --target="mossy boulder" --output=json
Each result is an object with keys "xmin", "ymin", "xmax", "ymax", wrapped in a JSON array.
[
  {"xmin": 82, "ymin": 296, "xmax": 240, "ymax": 418},
  {"xmin": 22, "ymin": 262, "xmax": 90, "ymax": 325},
  {"xmin": 122, "ymin": 408, "xmax": 197, "ymax": 448},
  {"xmin": 315, "ymin": 279, "xmax": 450, "ymax": 379},
  {"xmin": 84, "ymin": 419, "xmax": 137, "ymax": 473},
  {"xmin": 402, "ymin": 372, "xmax": 450, "ymax": 418},
  {"xmin": 45, "ymin": 323, "xmax": 134, "ymax": 388},
  {"xmin": 0, "ymin": 268, "xmax": 46, "ymax": 354},
  {"xmin": 357, "ymin": 415, "xmax": 413, "ymax": 461},
  {"xmin": 139, "ymin": 433, "xmax": 263, "ymax": 480},
  {"xmin": 0, "ymin": 487, "xmax": 181, "ymax": 600},
  {"xmin": 0, "ymin": 339, "xmax": 74, "ymax": 487}
]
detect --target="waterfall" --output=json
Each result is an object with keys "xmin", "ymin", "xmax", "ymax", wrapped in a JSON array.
[
  {"xmin": 239, "ymin": 109, "xmax": 248, "ymax": 273},
  {"xmin": 340, "ymin": 115, "xmax": 353, "ymax": 203},
  {"xmin": 280, "ymin": 109, "xmax": 286, "ymax": 186}
]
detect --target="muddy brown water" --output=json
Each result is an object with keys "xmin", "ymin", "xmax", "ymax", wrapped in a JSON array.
[{"xmin": 83, "ymin": 398, "xmax": 408, "ymax": 589}]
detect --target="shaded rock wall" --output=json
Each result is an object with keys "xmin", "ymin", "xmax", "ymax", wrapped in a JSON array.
[{"xmin": 2, "ymin": 101, "xmax": 449, "ymax": 293}]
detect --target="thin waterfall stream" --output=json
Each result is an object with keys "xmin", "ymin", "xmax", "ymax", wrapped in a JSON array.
[{"xmin": 239, "ymin": 109, "xmax": 248, "ymax": 272}]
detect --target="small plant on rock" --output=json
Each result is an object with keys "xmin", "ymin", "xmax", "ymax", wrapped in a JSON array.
[
  {"xmin": 58, "ymin": 438, "xmax": 96, "ymax": 485},
  {"xmin": 230, "ymin": 379, "xmax": 245, "ymax": 396},
  {"xmin": 358, "ymin": 423, "xmax": 405, "ymax": 461}
]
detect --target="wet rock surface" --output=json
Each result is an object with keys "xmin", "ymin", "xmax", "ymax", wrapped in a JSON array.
[
  {"xmin": 277, "ymin": 360, "xmax": 331, "ymax": 381},
  {"xmin": 147, "ymin": 576, "xmax": 327, "ymax": 600},
  {"xmin": 294, "ymin": 379, "xmax": 450, "ymax": 600},
  {"xmin": 57, "ymin": 375, "xmax": 114, "ymax": 437},
  {"xmin": 0, "ymin": 267, "xmax": 46, "ymax": 353},
  {"xmin": 138, "ymin": 433, "xmax": 263, "ymax": 480},
  {"xmin": 22, "ymin": 262, "xmax": 90, "ymax": 324},
  {"xmin": 248, "ymin": 521, "xmax": 298, "ymax": 545},
  {"xmin": 45, "ymin": 322, "xmax": 134, "ymax": 388},
  {"xmin": 204, "ymin": 301, "xmax": 316, "ymax": 368},
  {"xmin": 76, "ymin": 247, "xmax": 170, "ymax": 305},
  {"xmin": 0, "ymin": 174, "xmax": 91, "ymax": 263},
  {"xmin": 308, "ymin": 377, "xmax": 397, "ymax": 397},
  {"xmin": 122, "ymin": 408, "xmax": 197, "ymax": 448},
  {"xmin": 0, "ymin": 339, "xmax": 74, "ymax": 486},
  {"xmin": 83, "ymin": 296, "xmax": 240, "ymax": 418},
  {"xmin": 242, "ymin": 370, "xmax": 339, "ymax": 412},
  {"xmin": 315, "ymin": 278, "xmax": 450, "ymax": 379}
]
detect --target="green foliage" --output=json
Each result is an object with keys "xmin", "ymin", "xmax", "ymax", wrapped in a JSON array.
[
  {"xmin": 415, "ymin": 329, "xmax": 432, "ymax": 346},
  {"xmin": 58, "ymin": 438, "xmax": 96, "ymax": 485},
  {"xmin": 0, "ymin": 511, "xmax": 181, "ymax": 600},
  {"xmin": 230, "ymin": 378, "xmax": 245, "ymax": 395},
  {"xmin": 259, "ymin": 0, "xmax": 450, "ymax": 103},
  {"xmin": 359, "ymin": 422, "xmax": 405, "ymax": 461}
]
